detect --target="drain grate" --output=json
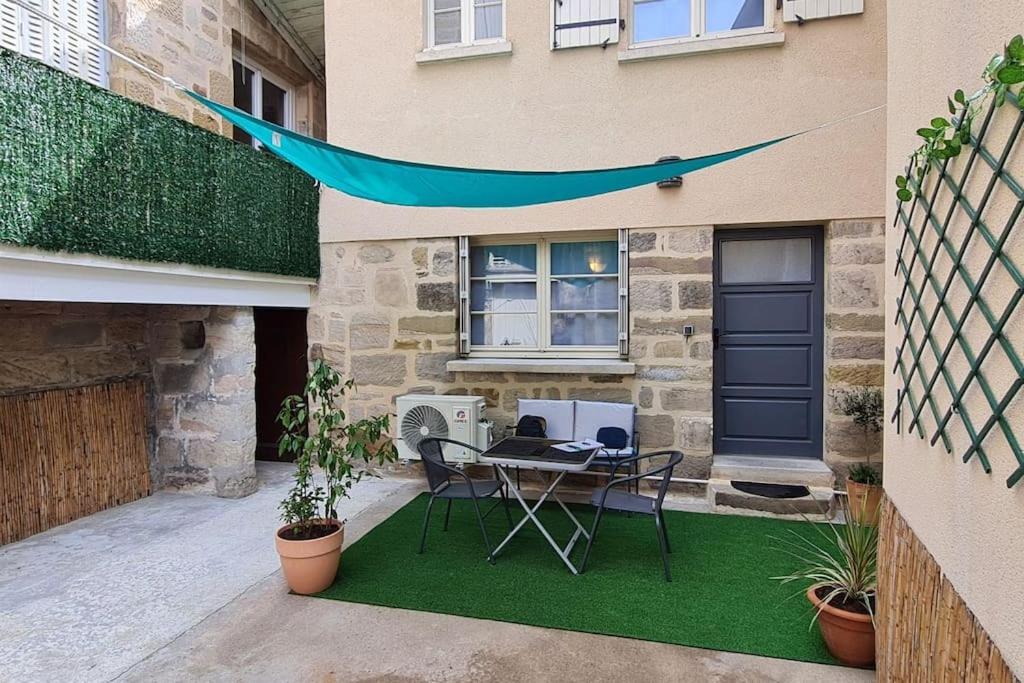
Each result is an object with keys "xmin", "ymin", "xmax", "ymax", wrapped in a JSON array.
[{"xmin": 731, "ymin": 481, "xmax": 811, "ymax": 499}]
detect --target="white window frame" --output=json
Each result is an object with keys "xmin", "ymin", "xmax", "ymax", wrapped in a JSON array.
[
  {"xmin": 458, "ymin": 230, "xmax": 629, "ymax": 360},
  {"xmin": 426, "ymin": 0, "xmax": 506, "ymax": 50},
  {"xmin": 630, "ymin": 0, "xmax": 774, "ymax": 48},
  {"xmin": 232, "ymin": 55, "xmax": 294, "ymax": 148}
]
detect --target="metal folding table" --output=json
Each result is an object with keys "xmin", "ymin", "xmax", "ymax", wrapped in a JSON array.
[{"xmin": 478, "ymin": 436, "xmax": 600, "ymax": 575}]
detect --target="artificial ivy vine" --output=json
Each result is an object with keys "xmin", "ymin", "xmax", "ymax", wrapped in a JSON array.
[{"xmin": 896, "ymin": 34, "xmax": 1024, "ymax": 202}]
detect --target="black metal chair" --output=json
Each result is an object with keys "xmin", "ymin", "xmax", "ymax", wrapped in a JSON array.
[
  {"xmin": 416, "ymin": 437, "xmax": 513, "ymax": 560},
  {"xmin": 579, "ymin": 450, "xmax": 684, "ymax": 582}
]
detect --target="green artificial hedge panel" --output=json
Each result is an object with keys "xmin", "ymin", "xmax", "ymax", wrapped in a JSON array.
[{"xmin": 0, "ymin": 49, "xmax": 319, "ymax": 278}]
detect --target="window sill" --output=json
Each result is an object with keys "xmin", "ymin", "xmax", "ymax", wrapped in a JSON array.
[
  {"xmin": 447, "ymin": 358, "xmax": 636, "ymax": 375},
  {"xmin": 619, "ymin": 31, "xmax": 784, "ymax": 63},
  {"xmin": 416, "ymin": 41, "xmax": 513, "ymax": 65}
]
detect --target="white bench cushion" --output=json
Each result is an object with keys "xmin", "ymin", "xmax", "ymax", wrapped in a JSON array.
[
  {"xmin": 517, "ymin": 399, "xmax": 575, "ymax": 440},
  {"xmin": 573, "ymin": 400, "xmax": 635, "ymax": 443}
]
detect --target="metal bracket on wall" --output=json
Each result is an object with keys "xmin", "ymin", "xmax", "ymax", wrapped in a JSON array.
[{"xmin": 890, "ymin": 92, "xmax": 1024, "ymax": 488}]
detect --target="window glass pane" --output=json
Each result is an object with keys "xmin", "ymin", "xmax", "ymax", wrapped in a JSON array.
[
  {"xmin": 470, "ymin": 244, "xmax": 537, "ymax": 276},
  {"xmin": 550, "ymin": 241, "xmax": 618, "ymax": 276},
  {"xmin": 433, "ymin": 2, "xmax": 461, "ymax": 45},
  {"xmin": 720, "ymin": 237, "xmax": 813, "ymax": 284},
  {"xmin": 262, "ymin": 78, "xmax": 288, "ymax": 126},
  {"xmin": 551, "ymin": 313, "xmax": 618, "ymax": 346},
  {"xmin": 706, "ymin": 0, "xmax": 764, "ymax": 32},
  {"xmin": 634, "ymin": 0, "xmax": 690, "ymax": 42},
  {"xmin": 232, "ymin": 60, "xmax": 254, "ymax": 145},
  {"xmin": 470, "ymin": 281, "xmax": 537, "ymax": 313},
  {"xmin": 550, "ymin": 278, "xmax": 618, "ymax": 311},
  {"xmin": 474, "ymin": 0, "xmax": 502, "ymax": 39},
  {"xmin": 472, "ymin": 314, "xmax": 538, "ymax": 347}
]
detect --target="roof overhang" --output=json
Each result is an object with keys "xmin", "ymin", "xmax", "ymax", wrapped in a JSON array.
[{"xmin": 255, "ymin": 0, "xmax": 325, "ymax": 85}]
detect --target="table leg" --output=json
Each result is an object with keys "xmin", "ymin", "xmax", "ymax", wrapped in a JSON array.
[{"xmin": 489, "ymin": 466, "xmax": 590, "ymax": 575}]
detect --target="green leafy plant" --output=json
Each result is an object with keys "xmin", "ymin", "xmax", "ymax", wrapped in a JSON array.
[
  {"xmin": 838, "ymin": 387, "xmax": 883, "ymax": 485},
  {"xmin": 896, "ymin": 35, "xmax": 1024, "ymax": 202},
  {"xmin": 276, "ymin": 359, "xmax": 398, "ymax": 540},
  {"xmin": 772, "ymin": 498, "xmax": 878, "ymax": 626}
]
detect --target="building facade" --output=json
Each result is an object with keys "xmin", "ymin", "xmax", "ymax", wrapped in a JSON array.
[{"xmin": 313, "ymin": 0, "xmax": 888, "ymax": 502}]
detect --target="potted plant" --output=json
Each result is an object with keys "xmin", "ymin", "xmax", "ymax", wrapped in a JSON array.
[
  {"xmin": 274, "ymin": 359, "xmax": 397, "ymax": 594},
  {"xmin": 773, "ymin": 497, "xmax": 878, "ymax": 668},
  {"xmin": 837, "ymin": 387, "xmax": 883, "ymax": 525}
]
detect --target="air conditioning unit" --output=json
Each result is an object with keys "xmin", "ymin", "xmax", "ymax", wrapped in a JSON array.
[{"xmin": 396, "ymin": 394, "xmax": 492, "ymax": 463}]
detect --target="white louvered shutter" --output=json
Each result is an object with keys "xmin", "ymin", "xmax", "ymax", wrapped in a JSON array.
[
  {"xmin": 617, "ymin": 229, "xmax": 629, "ymax": 358},
  {"xmin": 1, "ymin": 0, "xmax": 19, "ymax": 51},
  {"xmin": 81, "ymin": 0, "xmax": 103, "ymax": 85},
  {"xmin": 458, "ymin": 237, "xmax": 471, "ymax": 356},
  {"xmin": 21, "ymin": 0, "xmax": 48, "ymax": 62},
  {"xmin": 552, "ymin": 0, "xmax": 619, "ymax": 50},
  {"xmin": 783, "ymin": 0, "xmax": 863, "ymax": 23}
]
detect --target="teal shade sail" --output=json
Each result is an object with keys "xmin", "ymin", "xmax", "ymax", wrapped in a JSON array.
[{"xmin": 189, "ymin": 91, "xmax": 792, "ymax": 209}]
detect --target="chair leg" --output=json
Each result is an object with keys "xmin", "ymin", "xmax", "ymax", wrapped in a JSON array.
[
  {"xmin": 659, "ymin": 510, "xmax": 672, "ymax": 554},
  {"xmin": 418, "ymin": 495, "xmax": 436, "ymax": 554},
  {"xmin": 654, "ymin": 511, "xmax": 672, "ymax": 582},
  {"xmin": 578, "ymin": 507, "xmax": 605, "ymax": 575},
  {"xmin": 443, "ymin": 499, "xmax": 453, "ymax": 531},
  {"xmin": 471, "ymin": 497, "xmax": 495, "ymax": 563},
  {"xmin": 499, "ymin": 485, "xmax": 514, "ymax": 531}
]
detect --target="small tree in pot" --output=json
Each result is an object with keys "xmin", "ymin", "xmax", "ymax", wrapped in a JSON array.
[
  {"xmin": 773, "ymin": 498, "xmax": 878, "ymax": 668},
  {"xmin": 837, "ymin": 387, "xmax": 883, "ymax": 525},
  {"xmin": 274, "ymin": 359, "xmax": 397, "ymax": 594}
]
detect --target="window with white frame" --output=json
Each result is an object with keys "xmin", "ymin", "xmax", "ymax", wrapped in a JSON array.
[
  {"xmin": 427, "ymin": 0, "xmax": 505, "ymax": 48},
  {"xmin": 632, "ymin": 0, "xmax": 769, "ymax": 44},
  {"xmin": 1, "ymin": 0, "xmax": 106, "ymax": 87},
  {"xmin": 232, "ymin": 58, "xmax": 293, "ymax": 147},
  {"xmin": 458, "ymin": 232, "xmax": 629, "ymax": 358}
]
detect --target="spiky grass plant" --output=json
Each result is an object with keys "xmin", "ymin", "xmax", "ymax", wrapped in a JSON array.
[{"xmin": 772, "ymin": 497, "xmax": 879, "ymax": 627}]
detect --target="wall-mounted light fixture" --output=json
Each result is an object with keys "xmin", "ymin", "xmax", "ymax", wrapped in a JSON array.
[{"xmin": 656, "ymin": 156, "xmax": 683, "ymax": 189}]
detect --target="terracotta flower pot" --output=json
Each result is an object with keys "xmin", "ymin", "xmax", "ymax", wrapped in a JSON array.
[
  {"xmin": 275, "ymin": 519, "xmax": 344, "ymax": 595},
  {"xmin": 846, "ymin": 480, "xmax": 883, "ymax": 526},
  {"xmin": 807, "ymin": 586, "xmax": 875, "ymax": 668}
]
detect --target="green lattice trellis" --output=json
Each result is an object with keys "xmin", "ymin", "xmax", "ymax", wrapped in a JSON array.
[{"xmin": 892, "ymin": 92, "xmax": 1024, "ymax": 489}]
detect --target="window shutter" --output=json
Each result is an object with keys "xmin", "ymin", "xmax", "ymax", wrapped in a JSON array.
[
  {"xmin": 21, "ymin": 0, "xmax": 48, "ymax": 63},
  {"xmin": 1, "ymin": 0, "xmax": 19, "ymax": 52},
  {"xmin": 782, "ymin": 0, "xmax": 863, "ymax": 23},
  {"xmin": 81, "ymin": 0, "xmax": 104, "ymax": 85},
  {"xmin": 552, "ymin": 0, "xmax": 619, "ymax": 50},
  {"xmin": 458, "ymin": 236, "xmax": 471, "ymax": 356},
  {"xmin": 617, "ymin": 228, "xmax": 629, "ymax": 358}
]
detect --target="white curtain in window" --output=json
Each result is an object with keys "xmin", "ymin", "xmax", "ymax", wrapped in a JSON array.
[{"xmin": 473, "ymin": 0, "xmax": 502, "ymax": 40}]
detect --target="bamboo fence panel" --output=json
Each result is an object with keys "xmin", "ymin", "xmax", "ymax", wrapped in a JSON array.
[
  {"xmin": 877, "ymin": 497, "xmax": 1018, "ymax": 682},
  {"xmin": 0, "ymin": 380, "xmax": 150, "ymax": 545}
]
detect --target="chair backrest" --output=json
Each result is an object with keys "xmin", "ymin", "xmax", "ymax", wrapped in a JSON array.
[
  {"xmin": 574, "ymin": 401, "xmax": 635, "ymax": 442},
  {"xmin": 517, "ymin": 399, "xmax": 575, "ymax": 440},
  {"xmin": 417, "ymin": 438, "xmax": 453, "ymax": 493},
  {"xmin": 639, "ymin": 450, "xmax": 684, "ymax": 508},
  {"xmin": 596, "ymin": 426, "xmax": 629, "ymax": 450},
  {"xmin": 516, "ymin": 414, "xmax": 547, "ymax": 438}
]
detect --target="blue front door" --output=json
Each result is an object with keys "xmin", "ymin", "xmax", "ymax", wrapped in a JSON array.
[{"xmin": 712, "ymin": 227, "xmax": 824, "ymax": 459}]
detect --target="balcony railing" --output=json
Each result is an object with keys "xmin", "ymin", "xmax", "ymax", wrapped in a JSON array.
[{"xmin": 0, "ymin": 49, "xmax": 319, "ymax": 278}]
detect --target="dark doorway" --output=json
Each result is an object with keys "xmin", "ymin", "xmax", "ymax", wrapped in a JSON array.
[
  {"xmin": 712, "ymin": 227, "xmax": 824, "ymax": 459},
  {"xmin": 254, "ymin": 307, "xmax": 309, "ymax": 461}
]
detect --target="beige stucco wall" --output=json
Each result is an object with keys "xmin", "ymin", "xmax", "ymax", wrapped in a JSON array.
[
  {"xmin": 320, "ymin": 1, "xmax": 886, "ymax": 243},
  {"xmin": 106, "ymin": 0, "xmax": 326, "ymax": 139},
  {"xmin": 884, "ymin": 1, "xmax": 1024, "ymax": 675}
]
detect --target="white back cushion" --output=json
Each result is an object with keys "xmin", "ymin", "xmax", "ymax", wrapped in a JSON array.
[
  {"xmin": 573, "ymin": 400, "xmax": 635, "ymax": 442},
  {"xmin": 517, "ymin": 399, "xmax": 575, "ymax": 440}
]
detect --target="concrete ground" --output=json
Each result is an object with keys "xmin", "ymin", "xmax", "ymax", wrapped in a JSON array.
[{"xmin": 0, "ymin": 462, "xmax": 874, "ymax": 683}]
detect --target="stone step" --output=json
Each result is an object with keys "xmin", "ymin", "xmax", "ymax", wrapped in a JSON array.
[{"xmin": 710, "ymin": 455, "xmax": 836, "ymax": 489}]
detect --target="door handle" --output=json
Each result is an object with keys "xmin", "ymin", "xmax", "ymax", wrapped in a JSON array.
[{"xmin": 713, "ymin": 327, "xmax": 720, "ymax": 350}]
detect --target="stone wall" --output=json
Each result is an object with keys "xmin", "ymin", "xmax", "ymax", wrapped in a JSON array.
[
  {"xmin": 106, "ymin": 0, "xmax": 326, "ymax": 139},
  {"xmin": 310, "ymin": 221, "xmax": 886, "ymax": 486},
  {"xmin": 0, "ymin": 301, "xmax": 258, "ymax": 497},
  {"xmin": 824, "ymin": 219, "xmax": 886, "ymax": 479}
]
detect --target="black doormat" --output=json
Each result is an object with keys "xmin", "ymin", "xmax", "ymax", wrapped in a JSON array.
[{"xmin": 731, "ymin": 481, "xmax": 811, "ymax": 499}]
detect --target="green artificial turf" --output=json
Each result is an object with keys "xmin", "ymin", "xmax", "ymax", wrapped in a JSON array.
[{"xmin": 313, "ymin": 493, "xmax": 838, "ymax": 666}]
